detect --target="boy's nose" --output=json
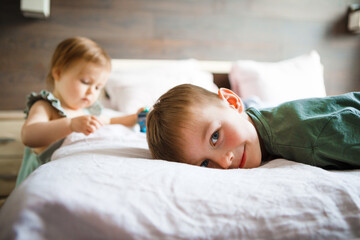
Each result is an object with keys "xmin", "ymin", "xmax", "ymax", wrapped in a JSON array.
[{"xmin": 217, "ymin": 151, "xmax": 234, "ymax": 169}]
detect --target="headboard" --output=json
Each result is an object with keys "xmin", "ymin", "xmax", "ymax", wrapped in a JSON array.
[{"xmin": 1, "ymin": 0, "xmax": 360, "ymax": 110}]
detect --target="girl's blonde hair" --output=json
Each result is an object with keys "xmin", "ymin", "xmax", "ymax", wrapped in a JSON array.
[
  {"xmin": 146, "ymin": 84, "xmax": 222, "ymax": 163},
  {"xmin": 46, "ymin": 37, "xmax": 111, "ymax": 90}
]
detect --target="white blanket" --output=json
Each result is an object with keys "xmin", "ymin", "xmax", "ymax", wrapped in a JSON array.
[{"xmin": 1, "ymin": 125, "xmax": 359, "ymax": 240}]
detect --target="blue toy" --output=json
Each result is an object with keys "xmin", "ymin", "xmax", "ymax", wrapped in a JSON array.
[{"xmin": 137, "ymin": 107, "xmax": 149, "ymax": 133}]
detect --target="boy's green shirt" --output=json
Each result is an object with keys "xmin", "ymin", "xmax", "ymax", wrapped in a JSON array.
[{"xmin": 246, "ymin": 92, "xmax": 360, "ymax": 170}]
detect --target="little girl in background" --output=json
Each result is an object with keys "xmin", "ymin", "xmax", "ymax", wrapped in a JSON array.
[{"xmin": 17, "ymin": 37, "xmax": 144, "ymax": 185}]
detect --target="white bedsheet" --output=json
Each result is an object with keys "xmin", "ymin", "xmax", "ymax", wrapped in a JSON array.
[{"xmin": 1, "ymin": 125, "xmax": 359, "ymax": 240}]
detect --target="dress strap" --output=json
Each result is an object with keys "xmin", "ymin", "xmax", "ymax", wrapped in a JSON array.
[{"xmin": 24, "ymin": 90, "xmax": 67, "ymax": 119}]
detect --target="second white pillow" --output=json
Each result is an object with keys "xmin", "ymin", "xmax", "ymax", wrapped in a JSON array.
[{"xmin": 229, "ymin": 51, "xmax": 326, "ymax": 107}]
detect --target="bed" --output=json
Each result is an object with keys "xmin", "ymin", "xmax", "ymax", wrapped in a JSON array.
[{"xmin": 0, "ymin": 53, "xmax": 359, "ymax": 240}]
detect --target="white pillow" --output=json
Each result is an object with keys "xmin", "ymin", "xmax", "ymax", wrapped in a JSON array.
[
  {"xmin": 229, "ymin": 51, "xmax": 326, "ymax": 107},
  {"xmin": 105, "ymin": 59, "xmax": 218, "ymax": 114}
]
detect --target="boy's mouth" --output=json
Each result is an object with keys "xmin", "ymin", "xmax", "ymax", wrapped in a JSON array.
[{"xmin": 239, "ymin": 148, "xmax": 246, "ymax": 168}]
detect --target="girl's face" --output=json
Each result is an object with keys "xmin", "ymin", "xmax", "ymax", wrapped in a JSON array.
[
  {"xmin": 180, "ymin": 98, "xmax": 262, "ymax": 169},
  {"xmin": 53, "ymin": 60, "xmax": 110, "ymax": 111}
]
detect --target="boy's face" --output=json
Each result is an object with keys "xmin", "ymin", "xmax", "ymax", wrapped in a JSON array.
[{"xmin": 180, "ymin": 92, "xmax": 262, "ymax": 169}]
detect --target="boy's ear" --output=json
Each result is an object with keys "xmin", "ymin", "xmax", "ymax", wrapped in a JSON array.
[{"xmin": 218, "ymin": 88, "xmax": 244, "ymax": 113}]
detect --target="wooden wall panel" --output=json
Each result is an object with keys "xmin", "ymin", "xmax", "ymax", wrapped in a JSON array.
[{"xmin": 1, "ymin": 0, "xmax": 360, "ymax": 110}]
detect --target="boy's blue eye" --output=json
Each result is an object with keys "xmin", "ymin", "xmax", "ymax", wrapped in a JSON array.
[
  {"xmin": 210, "ymin": 130, "xmax": 219, "ymax": 146},
  {"xmin": 201, "ymin": 159, "xmax": 209, "ymax": 167}
]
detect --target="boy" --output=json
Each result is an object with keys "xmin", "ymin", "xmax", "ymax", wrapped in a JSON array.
[{"xmin": 146, "ymin": 84, "xmax": 360, "ymax": 170}]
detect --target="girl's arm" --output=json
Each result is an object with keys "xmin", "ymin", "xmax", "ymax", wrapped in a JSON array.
[
  {"xmin": 22, "ymin": 100, "xmax": 103, "ymax": 148},
  {"xmin": 108, "ymin": 107, "xmax": 146, "ymax": 127},
  {"xmin": 109, "ymin": 113, "xmax": 138, "ymax": 127}
]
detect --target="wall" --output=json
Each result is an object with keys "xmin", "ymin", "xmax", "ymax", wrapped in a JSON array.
[{"xmin": 1, "ymin": 0, "xmax": 360, "ymax": 110}]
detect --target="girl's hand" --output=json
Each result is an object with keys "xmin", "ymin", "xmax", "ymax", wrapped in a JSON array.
[
  {"xmin": 136, "ymin": 107, "xmax": 147, "ymax": 115},
  {"xmin": 109, "ymin": 107, "xmax": 147, "ymax": 126},
  {"xmin": 70, "ymin": 115, "xmax": 104, "ymax": 135}
]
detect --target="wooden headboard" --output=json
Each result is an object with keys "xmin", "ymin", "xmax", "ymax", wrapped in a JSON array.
[{"xmin": 1, "ymin": 0, "xmax": 360, "ymax": 110}]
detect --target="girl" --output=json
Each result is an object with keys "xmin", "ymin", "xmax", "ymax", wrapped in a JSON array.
[{"xmin": 17, "ymin": 37, "xmax": 144, "ymax": 185}]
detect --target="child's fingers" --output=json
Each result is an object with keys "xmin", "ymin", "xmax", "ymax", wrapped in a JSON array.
[
  {"xmin": 84, "ymin": 129, "xmax": 92, "ymax": 136},
  {"xmin": 82, "ymin": 117, "xmax": 101, "ymax": 135},
  {"xmin": 84, "ymin": 116, "xmax": 104, "ymax": 134},
  {"xmin": 86, "ymin": 122, "xmax": 100, "ymax": 135},
  {"xmin": 137, "ymin": 107, "xmax": 146, "ymax": 114},
  {"xmin": 70, "ymin": 115, "xmax": 101, "ymax": 135},
  {"xmin": 71, "ymin": 115, "xmax": 105, "ymax": 135},
  {"xmin": 87, "ymin": 125, "xmax": 96, "ymax": 134},
  {"xmin": 90, "ymin": 115, "xmax": 104, "ymax": 128}
]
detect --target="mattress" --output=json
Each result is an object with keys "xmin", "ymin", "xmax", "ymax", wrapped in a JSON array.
[{"xmin": 1, "ymin": 124, "xmax": 359, "ymax": 240}]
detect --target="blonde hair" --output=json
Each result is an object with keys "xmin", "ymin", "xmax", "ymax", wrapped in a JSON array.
[
  {"xmin": 146, "ymin": 84, "xmax": 223, "ymax": 163},
  {"xmin": 46, "ymin": 37, "xmax": 111, "ymax": 90}
]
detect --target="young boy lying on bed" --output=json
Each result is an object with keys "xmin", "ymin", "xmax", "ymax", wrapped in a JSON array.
[{"xmin": 146, "ymin": 84, "xmax": 360, "ymax": 170}]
